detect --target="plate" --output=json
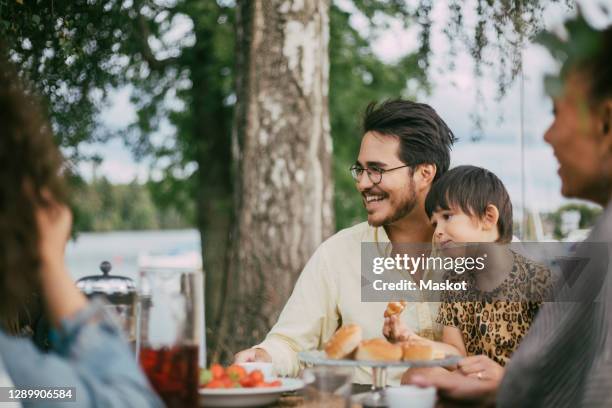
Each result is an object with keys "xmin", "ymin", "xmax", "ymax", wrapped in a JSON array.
[{"xmin": 199, "ymin": 378, "xmax": 304, "ymax": 407}]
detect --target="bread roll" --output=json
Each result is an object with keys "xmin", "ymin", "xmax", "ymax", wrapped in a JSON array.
[
  {"xmin": 324, "ymin": 324, "xmax": 362, "ymax": 359},
  {"xmin": 355, "ymin": 338, "xmax": 402, "ymax": 361},
  {"xmin": 401, "ymin": 342, "xmax": 434, "ymax": 361},
  {"xmin": 384, "ymin": 301, "xmax": 407, "ymax": 318}
]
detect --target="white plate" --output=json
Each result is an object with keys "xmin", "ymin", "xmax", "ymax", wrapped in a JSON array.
[{"xmin": 199, "ymin": 378, "xmax": 304, "ymax": 407}]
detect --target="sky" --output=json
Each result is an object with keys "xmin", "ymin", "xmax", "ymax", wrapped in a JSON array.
[{"xmin": 80, "ymin": 0, "xmax": 612, "ymax": 213}]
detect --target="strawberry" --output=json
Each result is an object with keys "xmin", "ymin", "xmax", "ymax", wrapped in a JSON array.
[
  {"xmin": 205, "ymin": 379, "xmax": 224, "ymax": 389},
  {"xmin": 226, "ymin": 365, "xmax": 247, "ymax": 381},
  {"xmin": 239, "ymin": 376, "xmax": 255, "ymax": 388},
  {"xmin": 249, "ymin": 370, "xmax": 264, "ymax": 383},
  {"xmin": 210, "ymin": 364, "xmax": 225, "ymax": 380}
]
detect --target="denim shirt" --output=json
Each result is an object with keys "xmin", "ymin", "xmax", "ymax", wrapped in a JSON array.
[
  {"xmin": 0, "ymin": 356, "xmax": 21, "ymax": 407},
  {"xmin": 0, "ymin": 300, "xmax": 163, "ymax": 408}
]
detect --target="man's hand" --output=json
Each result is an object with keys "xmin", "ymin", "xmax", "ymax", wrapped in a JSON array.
[
  {"xmin": 383, "ymin": 314, "xmax": 415, "ymax": 343},
  {"xmin": 458, "ymin": 355, "xmax": 505, "ymax": 384},
  {"xmin": 234, "ymin": 348, "xmax": 272, "ymax": 363}
]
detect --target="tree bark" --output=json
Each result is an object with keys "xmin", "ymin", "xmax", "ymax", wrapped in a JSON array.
[{"xmin": 214, "ymin": 0, "xmax": 334, "ymax": 360}]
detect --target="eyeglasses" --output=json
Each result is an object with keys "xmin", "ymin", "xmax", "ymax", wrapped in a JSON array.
[{"xmin": 349, "ymin": 164, "xmax": 411, "ymax": 185}]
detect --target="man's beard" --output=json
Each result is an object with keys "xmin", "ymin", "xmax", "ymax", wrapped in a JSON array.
[{"xmin": 368, "ymin": 180, "xmax": 418, "ymax": 227}]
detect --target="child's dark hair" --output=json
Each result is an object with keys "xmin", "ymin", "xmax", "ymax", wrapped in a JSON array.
[{"xmin": 425, "ymin": 165, "xmax": 513, "ymax": 243}]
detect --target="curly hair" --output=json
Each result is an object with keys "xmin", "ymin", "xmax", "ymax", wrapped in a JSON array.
[
  {"xmin": 540, "ymin": 14, "xmax": 612, "ymax": 106},
  {"xmin": 0, "ymin": 52, "xmax": 67, "ymax": 333},
  {"xmin": 563, "ymin": 19, "xmax": 612, "ymax": 105}
]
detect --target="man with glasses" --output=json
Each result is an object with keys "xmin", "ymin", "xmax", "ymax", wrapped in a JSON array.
[{"xmin": 235, "ymin": 99, "xmax": 456, "ymax": 384}]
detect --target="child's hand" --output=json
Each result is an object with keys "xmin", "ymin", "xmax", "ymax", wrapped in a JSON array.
[{"xmin": 383, "ymin": 314, "xmax": 415, "ymax": 343}]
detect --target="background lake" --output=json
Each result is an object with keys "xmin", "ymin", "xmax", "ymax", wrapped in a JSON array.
[
  {"xmin": 66, "ymin": 229, "xmax": 201, "ymax": 281},
  {"xmin": 66, "ymin": 229, "xmax": 207, "ymax": 366}
]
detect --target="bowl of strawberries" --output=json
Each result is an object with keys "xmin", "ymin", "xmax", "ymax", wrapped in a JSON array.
[{"xmin": 199, "ymin": 364, "xmax": 303, "ymax": 407}]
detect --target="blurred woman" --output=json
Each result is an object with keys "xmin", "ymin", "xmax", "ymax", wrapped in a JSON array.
[
  {"xmin": 0, "ymin": 54, "xmax": 162, "ymax": 407},
  {"xmin": 405, "ymin": 16, "xmax": 612, "ymax": 408}
]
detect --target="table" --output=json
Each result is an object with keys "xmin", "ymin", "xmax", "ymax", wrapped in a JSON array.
[
  {"xmin": 276, "ymin": 394, "xmax": 362, "ymax": 407},
  {"xmin": 273, "ymin": 383, "xmax": 400, "ymax": 407},
  {"xmin": 273, "ymin": 384, "xmax": 373, "ymax": 407}
]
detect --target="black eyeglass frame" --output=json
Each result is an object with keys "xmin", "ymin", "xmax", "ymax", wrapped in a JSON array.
[{"xmin": 349, "ymin": 164, "xmax": 411, "ymax": 185}]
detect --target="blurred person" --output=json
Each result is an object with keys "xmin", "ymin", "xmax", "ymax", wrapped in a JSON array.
[
  {"xmin": 235, "ymin": 99, "xmax": 457, "ymax": 384},
  {"xmin": 405, "ymin": 15, "xmax": 612, "ymax": 407},
  {"xmin": 384, "ymin": 165, "xmax": 550, "ymax": 388},
  {"xmin": 0, "ymin": 54, "xmax": 162, "ymax": 407}
]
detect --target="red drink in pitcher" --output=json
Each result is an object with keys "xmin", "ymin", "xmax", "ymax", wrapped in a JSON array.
[
  {"xmin": 140, "ymin": 344, "xmax": 199, "ymax": 408},
  {"xmin": 138, "ymin": 266, "xmax": 204, "ymax": 408}
]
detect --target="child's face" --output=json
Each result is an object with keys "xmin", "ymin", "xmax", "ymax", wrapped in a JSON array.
[{"xmin": 431, "ymin": 206, "xmax": 497, "ymax": 248}]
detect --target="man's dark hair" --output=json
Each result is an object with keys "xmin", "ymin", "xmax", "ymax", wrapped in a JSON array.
[
  {"xmin": 362, "ymin": 99, "xmax": 456, "ymax": 182},
  {"xmin": 425, "ymin": 165, "xmax": 513, "ymax": 243}
]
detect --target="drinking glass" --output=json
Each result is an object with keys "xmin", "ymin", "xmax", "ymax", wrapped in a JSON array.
[
  {"xmin": 301, "ymin": 366, "xmax": 353, "ymax": 408},
  {"xmin": 137, "ymin": 267, "xmax": 204, "ymax": 408}
]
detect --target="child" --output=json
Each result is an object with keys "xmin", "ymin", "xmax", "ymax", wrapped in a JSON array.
[{"xmin": 384, "ymin": 165, "xmax": 551, "ymax": 382}]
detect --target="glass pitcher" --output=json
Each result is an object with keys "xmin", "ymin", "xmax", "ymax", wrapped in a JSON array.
[{"xmin": 137, "ymin": 267, "xmax": 204, "ymax": 408}]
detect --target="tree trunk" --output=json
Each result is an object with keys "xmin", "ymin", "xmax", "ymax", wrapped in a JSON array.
[{"xmin": 214, "ymin": 0, "xmax": 334, "ymax": 360}]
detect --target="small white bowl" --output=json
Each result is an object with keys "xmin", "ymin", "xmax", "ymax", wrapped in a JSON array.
[
  {"xmin": 237, "ymin": 362, "xmax": 274, "ymax": 381},
  {"xmin": 385, "ymin": 385, "xmax": 436, "ymax": 408}
]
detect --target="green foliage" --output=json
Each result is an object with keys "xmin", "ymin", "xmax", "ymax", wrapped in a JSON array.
[
  {"xmin": 70, "ymin": 177, "xmax": 193, "ymax": 232},
  {"xmin": 536, "ymin": 11, "xmax": 607, "ymax": 99},
  {"xmin": 544, "ymin": 203, "xmax": 602, "ymax": 240},
  {"xmin": 447, "ymin": 0, "xmax": 572, "ymax": 97},
  {"xmin": 329, "ymin": 5, "xmax": 426, "ymax": 229},
  {"xmin": 0, "ymin": 0, "xmax": 234, "ymax": 234},
  {"xmin": 0, "ymin": 0, "xmax": 134, "ymax": 154},
  {"xmin": 0, "ymin": 0, "xmax": 569, "ymax": 232},
  {"xmin": 0, "ymin": 0, "xmax": 427, "ymax": 233},
  {"xmin": 417, "ymin": 0, "xmax": 571, "ymax": 138}
]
